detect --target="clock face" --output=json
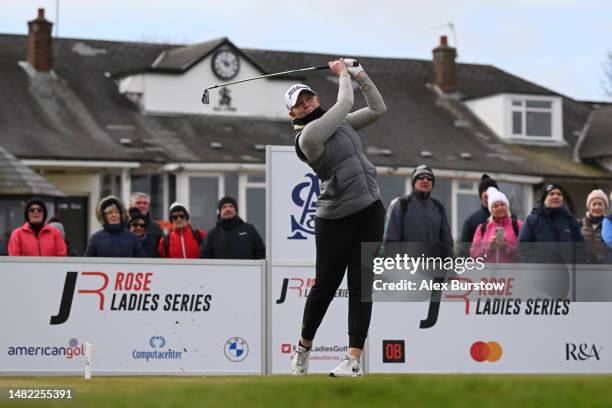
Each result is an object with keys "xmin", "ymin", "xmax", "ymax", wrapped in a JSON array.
[{"xmin": 212, "ymin": 49, "xmax": 240, "ymax": 80}]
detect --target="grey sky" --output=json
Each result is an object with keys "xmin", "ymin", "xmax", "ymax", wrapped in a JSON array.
[{"xmin": 3, "ymin": 0, "xmax": 611, "ymax": 101}]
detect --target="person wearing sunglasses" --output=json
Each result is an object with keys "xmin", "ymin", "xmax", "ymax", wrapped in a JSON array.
[
  {"xmin": 128, "ymin": 207, "xmax": 160, "ymax": 258},
  {"xmin": 8, "ymin": 198, "xmax": 67, "ymax": 256},
  {"xmin": 158, "ymin": 202, "xmax": 205, "ymax": 259},
  {"xmin": 85, "ymin": 195, "xmax": 144, "ymax": 257},
  {"xmin": 383, "ymin": 165, "xmax": 453, "ymax": 254}
]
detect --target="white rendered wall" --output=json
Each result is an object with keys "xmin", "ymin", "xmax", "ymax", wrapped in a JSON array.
[
  {"xmin": 44, "ymin": 174, "xmax": 101, "ymax": 236},
  {"xmin": 140, "ymin": 55, "xmax": 295, "ymax": 119},
  {"xmin": 465, "ymin": 94, "xmax": 505, "ymax": 139}
]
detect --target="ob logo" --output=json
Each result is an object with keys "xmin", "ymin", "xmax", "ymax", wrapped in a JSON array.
[
  {"xmin": 470, "ymin": 341, "xmax": 503, "ymax": 362},
  {"xmin": 382, "ymin": 340, "xmax": 405, "ymax": 363},
  {"xmin": 287, "ymin": 173, "xmax": 320, "ymax": 240},
  {"xmin": 566, "ymin": 343, "xmax": 602, "ymax": 361},
  {"xmin": 149, "ymin": 336, "xmax": 166, "ymax": 349}
]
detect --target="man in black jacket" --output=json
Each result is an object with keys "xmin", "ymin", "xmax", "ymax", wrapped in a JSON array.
[
  {"xmin": 201, "ymin": 196, "xmax": 265, "ymax": 259},
  {"xmin": 460, "ymin": 174, "xmax": 499, "ymax": 244}
]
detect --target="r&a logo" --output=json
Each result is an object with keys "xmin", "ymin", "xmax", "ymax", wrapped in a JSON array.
[{"xmin": 566, "ymin": 343, "xmax": 602, "ymax": 361}]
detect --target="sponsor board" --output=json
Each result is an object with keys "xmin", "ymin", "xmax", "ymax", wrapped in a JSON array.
[
  {"xmin": 0, "ymin": 258, "xmax": 263, "ymax": 375},
  {"xmin": 270, "ymin": 265, "xmax": 348, "ymax": 374},
  {"xmin": 367, "ymin": 265, "xmax": 612, "ymax": 373},
  {"xmin": 267, "ymin": 146, "xmax": 319, "ymax": 262}
]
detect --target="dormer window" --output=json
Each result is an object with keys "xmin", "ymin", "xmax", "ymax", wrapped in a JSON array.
[
  {"xmin": 465, "ymin": 93, "xmax": 564, "ymax": 145},
  {"xmin": 511, "ymin": 99, "xmax": 552, "ymax": 138}
]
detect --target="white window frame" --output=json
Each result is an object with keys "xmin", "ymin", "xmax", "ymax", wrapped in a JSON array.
[
  {"xmin": 452, "ymin": 179, "xmax": 480, "ymax": 239},
  {"xmin": 176, "ymin": 172, "xmax": 225, "ymax": 213},
  {"xmin": 504, "ymin": 94, "xmax": 564, "ymax": 144},
  {"xmin": 239, "ymin": 172, "xmax": 266, "ymax": 222}
]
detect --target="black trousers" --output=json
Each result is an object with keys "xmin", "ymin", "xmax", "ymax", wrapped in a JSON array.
[{"xmin": 301, "ymin": 200, "xmax": 385, "ymax": 349}]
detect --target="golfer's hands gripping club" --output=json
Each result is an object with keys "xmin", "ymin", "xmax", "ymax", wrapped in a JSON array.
[
  {"xmin": 341, "ymin": 58, "xmax": 365, "ymax": 78},
  {"xmin": 328, "ymin": 59, "xmax": 348, "ymax": 77}
]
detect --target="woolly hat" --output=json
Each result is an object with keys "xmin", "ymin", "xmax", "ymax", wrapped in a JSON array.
[
  {"xmin": 586, "ymin": 189, "xmax": 609, "ymax": 210},
  {"xmin": 218, "ymin": 196, "xmax": 238, "ymax": 212},
  {"xmin": 24, "ymin": 197, "xmax": 48, "ymax": 222},
  {"xmin": 169, "ymin": 202, "xmax": 189, "ymax": 220},
  {"xmin": 128, "ymin": 207, "xmax": 148, "ymax": 226},
  {"xmin": 479, "ymin": 174, "xmax": 499, "ymax": 197},
  {"xmin": 541, "ymin": 183, "xmax": 565, "ymax": 201},
  {"xmin": 486, "ymin": 187, "xmax": 510, "ymax": 213},
  {"xmin": 411, "ymin": 165, "xmax": 435, "ymax": 187}
]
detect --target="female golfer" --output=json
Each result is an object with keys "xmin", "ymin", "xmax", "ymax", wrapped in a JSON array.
[{"xmin": 285, "ymin": 58, "xmax": 386, "ymax": 377}]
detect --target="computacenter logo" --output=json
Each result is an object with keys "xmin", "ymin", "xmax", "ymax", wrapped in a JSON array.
[{"xmin": 132, "ymin": 336, "xmax": 183, "ymax": 362}]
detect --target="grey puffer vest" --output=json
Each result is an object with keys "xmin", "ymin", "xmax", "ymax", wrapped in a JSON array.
[{"xmin": 296, "ymin": 123, "xmax": 381, "ymax": 219}]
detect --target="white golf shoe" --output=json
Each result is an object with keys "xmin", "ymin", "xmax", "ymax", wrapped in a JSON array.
[
  {"xmin": 291, "ymin": 344, "xmax": 310, "ymax": 376},
  {"xmin": 329, "ymin": 354, "xmax": 363, "ymax": 377}
]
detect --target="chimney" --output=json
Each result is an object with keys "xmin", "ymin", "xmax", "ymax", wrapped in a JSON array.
[
  {"xmin": 432, "ymin": 35, "xmax": 457, "ymax": 93},
  {"xmin": 27, "ymin": 8, "xmax": 53, "ymax": 72}
]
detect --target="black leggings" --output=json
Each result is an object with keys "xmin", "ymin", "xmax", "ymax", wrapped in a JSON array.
[{"xmin": 301, "ymin": 200, "xmax": 385, "ymax": 349}]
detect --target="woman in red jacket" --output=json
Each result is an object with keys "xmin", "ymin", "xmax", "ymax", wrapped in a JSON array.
[
  {"xmin": 8, "ymin": 198, "xmax": 67, "ymax": 256},
  {"xmin": 158, "ymin": 202, "xmax": 205, "ymax": 258}
]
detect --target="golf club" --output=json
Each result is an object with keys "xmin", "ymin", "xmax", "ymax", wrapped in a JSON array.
[{"xmin": 201, "ymin": 60, "xmax": 360, "ymax": 104}]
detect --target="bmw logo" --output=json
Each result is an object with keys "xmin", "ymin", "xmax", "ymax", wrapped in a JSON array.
[{"xmin": 224, "ymin": 337, "xmax": 249, "ymax": 362}]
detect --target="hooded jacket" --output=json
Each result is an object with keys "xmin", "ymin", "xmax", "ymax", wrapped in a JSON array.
[
  {"xmin": 383, "ymin": 192, "xmax": 453, "ymax": 258},
  {"xmin": 8, "ymin": 223, "xmax": 67, "ymax": 256},
  {"xmin": 518, "ymin": 201, "xmax": 583, "ymax": 263},
  {"xmin": 202, "ymin": 216, "xmax": 265, "ymax": 259},
  {"xmin": 85, "ymin": 196, "xmax": 144, "ymax": 258},
  {"xmin": 8, "ymin": 198, "xmax": 67, "ymax": 256}
]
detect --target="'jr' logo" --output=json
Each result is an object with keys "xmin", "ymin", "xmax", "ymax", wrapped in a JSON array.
[{"xmin": 287, "ymin": 173, "xmax": 320, "ymax": 240}]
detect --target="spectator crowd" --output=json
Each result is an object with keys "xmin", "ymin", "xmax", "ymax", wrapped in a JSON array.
[
  {"xmin": 6, "ymin": 172, "xmax": 612, "ymax": 263},
  {"xmin": 7, "ymin": 192, "xmax": 265, "ymax": 260}
]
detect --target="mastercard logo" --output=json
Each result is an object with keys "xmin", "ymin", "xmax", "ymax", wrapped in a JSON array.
[{"xmin": 470, "ymin": 341, "xmax": 503, "ymax": 362}]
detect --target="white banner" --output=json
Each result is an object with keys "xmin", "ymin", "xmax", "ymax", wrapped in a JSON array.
[
  {"xmin": 266, "ymin": 146, "xmax": 319, "ymax": 262},
  {"xmin": 368, "ymin": 273, "xmax": 612, "ymax": 373},
  {"xmin": 270, "ymin": 264, "xmax": 349, "ymax": 374},
  {"xmin": 0, "ymin": 257, "xmax": 264, "ymax": 375}
]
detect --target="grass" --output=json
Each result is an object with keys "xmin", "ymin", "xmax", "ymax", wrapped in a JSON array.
[{"xmin": 1, "ymin": 375, "xmax": 612, "ymax": 407}]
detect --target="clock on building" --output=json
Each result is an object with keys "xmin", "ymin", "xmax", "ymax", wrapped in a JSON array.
[{"xmin": 212, "ymin": 49, "xmax": 240, "ymax": 80}]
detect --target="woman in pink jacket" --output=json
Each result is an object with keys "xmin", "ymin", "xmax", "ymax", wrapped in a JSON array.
[
  {"xmin": 8, "ymin": 198, "xmax": 67, "ymax": 256},
  {"xmin": 470, "ymin": 188, "xmax": 523, "ymax": 263}
]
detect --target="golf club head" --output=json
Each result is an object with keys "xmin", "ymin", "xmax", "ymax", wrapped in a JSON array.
[{"xmin": 201, "ymin": 89, "xmax": 209, "ymax": 105}]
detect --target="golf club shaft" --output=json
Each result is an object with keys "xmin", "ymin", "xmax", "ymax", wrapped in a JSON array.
[
  {"xmin": 201, "ymin": 60, "xmax": 359, "ymax": 104},
  {"xmin": 206, "ymin": 60, "xmax": 360, "ymax": 91},
  {"xmin": 206, "ymin": 65, "xmax": 327, "ymax": 91}
]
